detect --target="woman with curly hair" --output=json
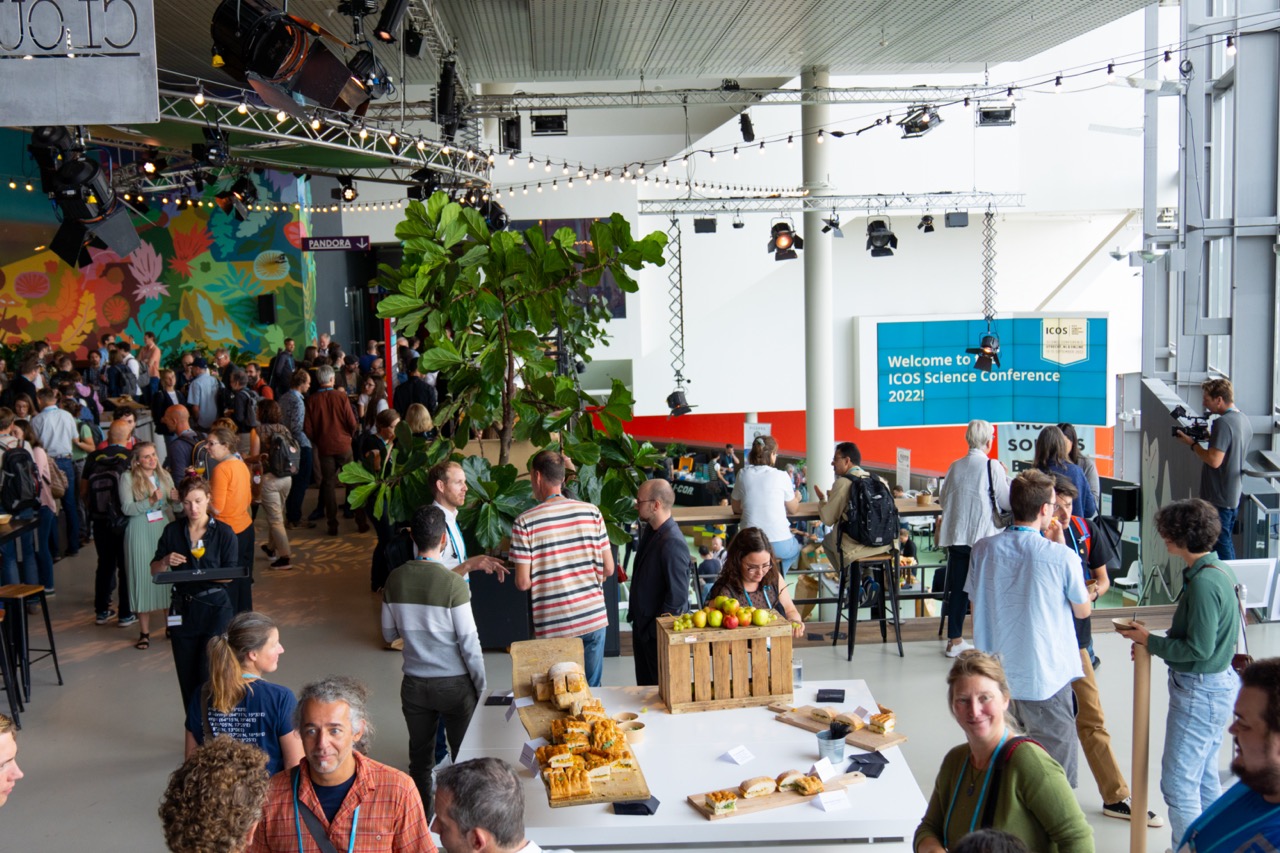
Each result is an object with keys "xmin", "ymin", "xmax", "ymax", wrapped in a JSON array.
[
  {"xmin": 160, "ymin": 736, "xmax": 269, "ymax": 853},
  {"xmin": 706, "ymin": 527, "xmax": 805, "ymax": 638}
]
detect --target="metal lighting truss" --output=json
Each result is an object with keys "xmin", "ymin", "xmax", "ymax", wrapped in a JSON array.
[
  {"xmin": 156, "ymin": 89, "xmax": 491, "ymax": 184},
  {"xmin": 638, "ymin": 191, "xmax": 1024, "ymax": 217}
]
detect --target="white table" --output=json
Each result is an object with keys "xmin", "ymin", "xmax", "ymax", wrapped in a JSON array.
[{"xmin": 456, "ymin": 679, "xmax": 927, "ymax": 852}]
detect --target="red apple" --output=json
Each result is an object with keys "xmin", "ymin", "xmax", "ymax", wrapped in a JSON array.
[{"xmin": 723, "ymin": 614, "xmax": 739, "ymax": 630}]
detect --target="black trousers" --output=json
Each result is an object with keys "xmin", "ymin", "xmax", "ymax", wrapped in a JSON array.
[
  {"xmin": 228, "ymin": 526, "xmax": 255, "ymax": 614},
  {"xmin": 370, "ymin": 512, "xmax": 392, "ymax": 592},
  {"xmin": 402, "ymin": 673, "xmax": 477, "ymax": 819},
  {"xmin": 170, "ymin": 587, "xmax": 234, "ymax": 712},
  {"xmin": 633, "ymin": 619, "xmax": 660, "ymax": 686},
  {"xmin": 92, "ymin": 521, "xmax": 132, "ymax": 619}
]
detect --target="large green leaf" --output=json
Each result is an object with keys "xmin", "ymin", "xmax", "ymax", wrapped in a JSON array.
[{"xmin": 339, "ymin": 462, "xmax": 376, "ymax": 485}]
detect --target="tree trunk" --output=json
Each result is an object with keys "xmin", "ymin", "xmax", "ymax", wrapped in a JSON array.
[{"xmin": 499, "ymin": 315, "xmax": 515, "ymax": 466}]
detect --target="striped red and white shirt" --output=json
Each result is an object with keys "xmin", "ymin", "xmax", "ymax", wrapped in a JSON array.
[{"xmin": 510, "ymin": 498, "xmax": 609, "ymax": 639}]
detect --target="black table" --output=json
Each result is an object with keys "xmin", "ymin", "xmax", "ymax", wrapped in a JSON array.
[{"xmin": 671, "ymin": 478, "xmax": 719, "ymax": 507}]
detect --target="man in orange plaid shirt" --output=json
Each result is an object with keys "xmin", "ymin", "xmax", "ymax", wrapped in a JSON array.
[{"xmin": 249, "ymin": 676, "xmax": 434, "ymax": 852}]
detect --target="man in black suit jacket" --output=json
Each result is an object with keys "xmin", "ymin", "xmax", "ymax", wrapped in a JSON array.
[
  {"xmin": 393, "ymin": 360, "xmax": 437, "ymax": 417},
  {"xmin": 629, "ymin": 478, "xmax": 691, "ymax": 685},
  {"xmin": 3, "ymin": 358, "xmax": 40, "ymax": 410}
]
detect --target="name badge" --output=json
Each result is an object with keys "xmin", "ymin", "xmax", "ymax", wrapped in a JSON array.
[
  {"xmin": 146, "ymin": 510, "xmax": 165, "ymax": 523},
  {"xmin": 167, "ymin": 614, "xmax": 183, "ymax": 627}
]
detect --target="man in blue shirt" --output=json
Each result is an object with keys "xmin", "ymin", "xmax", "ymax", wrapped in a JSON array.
[
  {"xmin": 1178, "ymin": 658, "xmax": 1280, "ymax": 851},
  {"xmin": 966, "ymin": 469, "xmax": 1092, "ymax": 787},
  {"xmin": 186, "ymin": 358, "xmax": 220, "ymax": 432}
]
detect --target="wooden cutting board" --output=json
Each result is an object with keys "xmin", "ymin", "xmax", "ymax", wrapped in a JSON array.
[
  {"xmin": 509, "ymin": 639, "xmax": 652, "ymax": 807},
  {"xmin": 686, "ymin": 772, "xmax": 867, "ymax": 820},
  {"xmin": 773, "ymin": 704, "xmax": 908, "ymax": 752}
]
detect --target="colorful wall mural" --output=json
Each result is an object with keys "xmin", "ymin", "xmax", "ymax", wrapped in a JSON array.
[{"xmin": 0, "ymin": 153, "xmax": 315, "ymax": 360}]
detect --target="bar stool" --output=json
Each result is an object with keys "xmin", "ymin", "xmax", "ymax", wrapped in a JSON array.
[
  {"xmin": 0, "ymin": 585, "xmax": 63, "ymax": 702},
  {"xmin": 835, "ymin": 554, "xmax": 904, "ymax": 661},
  {"xmin": 0, "ymin": 609, "xmax": 21, "ymax": 728}
]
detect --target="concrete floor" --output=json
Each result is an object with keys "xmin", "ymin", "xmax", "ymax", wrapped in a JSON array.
[{"xmin": 4, "ymin": 515, "xmax": 1274, "ymax": 852}]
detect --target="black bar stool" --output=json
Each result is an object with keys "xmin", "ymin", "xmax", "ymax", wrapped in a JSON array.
[
  {"xmin": 839, "ymin": 554, "xmax": 904, "ymax": 661},
  {"xmin": 0, "ymin": 585, "xmax": 63, "ymax": 701}
]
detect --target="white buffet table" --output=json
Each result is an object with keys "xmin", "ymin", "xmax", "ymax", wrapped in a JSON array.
[{"xmin": 455, "ymin": 679, "xmax": 927, "ymax": 852}]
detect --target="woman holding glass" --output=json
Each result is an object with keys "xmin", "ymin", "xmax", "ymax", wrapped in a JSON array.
[
  {"xmin": 152, "ymin": 477, "xmax": 239, "ymax": 712},
  {"xmin": 121, "ymin": 442, "xmax": 180, "ymax": 650}
]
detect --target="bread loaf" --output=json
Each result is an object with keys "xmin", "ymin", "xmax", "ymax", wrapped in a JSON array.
[{"xmin": 739, "ymin": 776, "xmax": 777, "ymax": 798}]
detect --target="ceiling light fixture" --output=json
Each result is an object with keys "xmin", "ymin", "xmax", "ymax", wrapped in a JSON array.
[
  {"xmin": 767, "ymin": 221, "xmax": 803, "ymax": 260},
  {"xmin": 898, "ymin": 105, "xmax": 942, "ymax": 138},
  {"xmin": 373, "ymin": 0, "xmax": 410, "ymax": 43},
  {"xmin": 965, "ymin": 333, "xmax": 1001, "ymax": 372},
  {"xmin": 866, "ymin": 218, "xmax": 898, "ymax": 257},
  {"xmin": 821, "ymin": 212, "xmax": 843, "ymax": 238},
  {"xmin": 739, "ymin": 113, "xmax": 754, "ymax": 142},
  {"xmin": 918, "ymin": 215, "xmax": 935, "ymax": 233}
]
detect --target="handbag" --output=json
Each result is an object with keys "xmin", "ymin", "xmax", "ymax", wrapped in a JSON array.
[
  {"xmin": 986, "ymin": 460, "xmax": 1013, "ymax": 530},
  {"xmin": 47, "ymin": 463, "xmax": 68, "ymax": 500},
  {"xmin": 1232, "ymin": 583, "xmax": 1254, "ymax": 677}
]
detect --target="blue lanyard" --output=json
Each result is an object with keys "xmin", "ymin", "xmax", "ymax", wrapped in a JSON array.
[
  {"xmin": 444, "ymin": 521, "xmax": 466, "ymax": 563},
  {"xmin": 943, "ymin": 730, "xmax": 1008, "ymax": 839},
  {"xmin": 293, "ymin": 769, "xmax": 360, "ymax": 853},
  {"xmin": 737, "ymin": 584, "xmax": 773, "ymax": 611},
  {"xmin": 1008, "ymin": 525, "xmax": 1038, "ymax": 534}
]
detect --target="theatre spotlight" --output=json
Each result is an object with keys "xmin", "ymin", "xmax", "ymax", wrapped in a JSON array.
[
  {"xmin": 767, "ymin": 221, "xmax": 803, "ymax": 260},
  {"xmin": 898, "ymin": 105, "xmax": 942, "ymax": 138},
  {"xmin": 821, "ymin": 213, "xmax": 844, "ymax": 238},
  {"xmin": 47, "ymin": 156, "xmax": 141, "ymax": 267},
  {"xmin": 739, "ymin": 113, "xmax": 755, "ymax": 143},
  {"xmin": 666, "ymin": 389, "xmax": 693, "ymax": 417},
  {"xmin": 214, "ymin": 175, "xmax": 257, "ymax": 220},
  {"xmin": 347, "ymin": 49, "xmax": 392, "ymax": 99},
  {"xmin": 192, "ymin": 128, "xmax": 229, "ymax": 165},
  {"xmin": 27, "ymin": 126, "xmax": 78, "ymax": 193},
  {"xmin": 476, "ymin": 197, "xmax": 509, "ymax": 231},
  {"xmin": 965, "ymin": 332, "xmax": 1002, "ymax": 372},
  {"xmin": 332, "ymin": 176, "xmax": 358, "ymax": 202},
  {"xmin": 373, "ymin": 0, "xmax": 410, "ymax": 42},
  {"xmin": 140, "ymin": 148, "xmax": 167, "ymax": 175},
  {"xmin": 917, "ymin": 215, "xmax": 935, "ymax": 233},
  {"xmin": 866, "ymin": 219, "xmax": 897, "ymax": 257}
]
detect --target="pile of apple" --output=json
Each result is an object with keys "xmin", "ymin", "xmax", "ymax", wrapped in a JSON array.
[{"xmin": 671, "ymin": 595, "xmax": 780, "ymax": 631}]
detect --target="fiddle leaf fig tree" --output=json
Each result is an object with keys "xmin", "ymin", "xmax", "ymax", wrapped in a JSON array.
[{"xmin": 340, "ymin": 191, "xmax": 669, "ymax": 549}]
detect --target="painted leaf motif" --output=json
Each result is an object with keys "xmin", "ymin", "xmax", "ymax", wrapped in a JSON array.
[
  {"xmin": 13, "ymin": 271, "xmax": 49, "ymax": 300},
  {"xmin": 48, "ymin": 290, "xmax": 95, "ymax": 352},
  {"xmin": 130, "ymin": 240, "xmax": 163, "ymax": 288},
  {"xmin": 169, "ymin": 222, "xmax": 213, "ymax": 278},
  {"xmin": 31, "ymin": 270, "xmax": 84, "ymax": 324}
]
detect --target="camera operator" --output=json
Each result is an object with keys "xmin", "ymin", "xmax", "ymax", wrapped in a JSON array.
[{"xmin": 1175, "ymin": 378, "xmax": 1253, "ymax": 559}]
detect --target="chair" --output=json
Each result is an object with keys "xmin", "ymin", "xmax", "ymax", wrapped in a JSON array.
[
  {"xmin": 833, "ymin": 550, "xmax": 904, "ymax": 661},
  {"xmin": 1113, "ymin": 561, "xmax": 1142, "ymax": 592},
  {"xmin": 0, "ymin": 585, "xmax": 63, "ymax": 702}
]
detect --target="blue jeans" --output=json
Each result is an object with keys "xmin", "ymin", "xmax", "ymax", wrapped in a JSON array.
[
  {"xmin": 770, "ymin": 535, "xmax": 801, "ymax": 576},
  {"xmin": 1162, "ymin": 668, "xmax": 1238, "ymax": 848},
  {"xmin": 54, "ymin": 457, "xmax": 79, "ymax": 554},
  {"xmin": 1213, "ymin": 505, "xmax": 1237, "ymax": 561},
  {"xmin": 0, "ymin": 510, "xmax": 35, "ymax": 587},
  {"xmin": 35, "ymin": 506, "xmax": 56, "ymax": 589},
  {"xmin": 580, "ymin": 626, "xmax": 607, "ymax": 687}
]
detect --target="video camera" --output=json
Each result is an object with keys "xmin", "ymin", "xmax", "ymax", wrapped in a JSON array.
[{"xmin": 1170, "ymin": 405, "xmax": 1212, "ymax": 443}]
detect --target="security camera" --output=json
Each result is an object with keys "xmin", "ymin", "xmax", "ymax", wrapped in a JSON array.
[{"xmin": 1109, "ymin": 248, "xmax": 1124, "ymax": 261}]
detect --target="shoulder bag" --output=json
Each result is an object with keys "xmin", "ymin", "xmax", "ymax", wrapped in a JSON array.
[
  {"xmin": 47, "ymin": 462, "xmax": 68, "ymax": 500},
  {"xmin": 986, "ymin": 460, "xmax": 1013, "ymax": 530},
  {"xmin": 1232, "ymin": 583, "xmax": 1254, "ymax": 677}
]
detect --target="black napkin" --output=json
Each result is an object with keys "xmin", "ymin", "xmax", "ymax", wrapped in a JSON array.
[{"xmin": 847, "ymin": 752, "xmax": 889, "ymax": 778}]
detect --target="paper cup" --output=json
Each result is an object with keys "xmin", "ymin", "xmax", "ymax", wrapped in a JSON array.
[
  {"xmin": 916, "ymin": 494, "xmax": 931, "ymax": 506},
  {"xmin": 613, "ymin": 712, "xmax": 638, "ymax": 723},
  {"xmin": 619, "ymin": 721, "xmax": 646, "ymax": 743}
]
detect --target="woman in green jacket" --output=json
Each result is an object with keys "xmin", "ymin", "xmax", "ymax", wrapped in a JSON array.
[
  {"xmin": 915, "ymin": 651, "xmax": 1093, "ymax": 853},
  {"xmin": 1116, "ymin": 498, "xmax": 1239, "ymax": 849}
]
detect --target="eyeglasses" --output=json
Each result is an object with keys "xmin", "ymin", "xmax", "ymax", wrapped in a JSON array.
[
  {"xmin": 635, "ymin": 498, "xmax": 657, "ymax": 505},
  {"xmin": 742, "ymin": 561, "xmax": 773, "ymax": 573}
]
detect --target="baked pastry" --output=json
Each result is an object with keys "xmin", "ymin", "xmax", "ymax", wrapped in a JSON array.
[
  {"xmin": 591, "ymin": 721, "xmax": 621, "ymax": 752},
  {"xmin": 549, "ymin": 661, "xmax": 584, "ymax": 679},
  {"xmin": 739, "ymin": 776, "xmax": 777, "ymax": 798},
  {"xmin": 536, "ymin": 744, "xmax": 574, "ymax": 768},
  {"xmin": 610, "ymin": 753, "xmax": 637, "ymax": 771},
  {"xmin": 810, "ymin": 706, "xmax": 838, "ymax": 723},
  {"xmin": 543, "ymin": 767, "xmax": 592, "ymax": 800},
  {"xmin": 534, "ymin": 679, "xmax": 553, "ymax": 702},
  {"xmin": 869, "ymin": 712, "xmax": 896, "ymax": 734},
  {"xmin": 584, "ymin": 754, "xmax": 612, "ymax": 781},
  {"xmin": 775, "ymin": 769, "xmax": 805, "ymax": 791},
  {"xmin": 706, "ymin": 789, "xmax": 738, "ymax": 815},
  {"xmin": 835, "ymin": 712, "xmax": 866, "ymax": 731},
  {"xmin": 877, "ymin": 703, "xmax": 893, "ymax": 715},
  {"xmin": 553, "ymin": 688, "xmax": 590, "ymax": 710},
  {"xmin": 793, "ymin": 775, "xmax": 825, "ymax": 796},
  {"xmin": 552, "ymin": 674, "xmax": 568, "ymax": 696},
  {"xmin": 565, "ymin": 671, "xmax": 586, "ymax": 693},
  {"xmin": 563, "ymin": 732, "xmax": 590, "ymax": 753}
]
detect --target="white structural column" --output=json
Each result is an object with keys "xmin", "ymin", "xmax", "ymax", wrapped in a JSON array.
[{"xmin": 801, "ymin": 66, "xmax": 835, "ymax": 492}]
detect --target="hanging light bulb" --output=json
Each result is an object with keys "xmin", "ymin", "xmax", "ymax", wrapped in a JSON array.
[
  {"xmin": 193, "ymin": 85, "xmax": 206, "ymax": 106},
  {"xmin": 551, "ymin": 180, "xmax": 558, "ymax": 191},
  {"xmin": 310, "ymin": 113, "xmax": 322, "ymax": 130},
  {"xmin": 1106, "ymin": 62, "xmax": 1116, "ymax": 80},
  {"xmin": 536, "ymin": 183, "xmax": 543, "ymax": 193},
  {"xmin": 507, "ymin": 153, "xmax": 515, "ymax": 166},
  {"xmin": 442, "ymin": 145, "xmax": 451, "ymax": 155},
  {"xmin": 733, "ymin": 146, "xmax": 739, "ymax": 159},
  {"xmin": 1163, "ymin": 49, "xmax": 1172, "ymax": 63},
  {"xmin": 528, "ymin": 156, "xmax": 536, "ymax": 169},
  {"xmin": 561, "ymin": 162, "xmax": 570, "ymax": 175},
  {"xmin": 1054, "ymin": 74, "xmax": 1063, "ymax": 90},
  {"xmin": 786, "ymin": 135, "xmax": 793, "ymax": 148},
  {"xmin": 709, "ymin": 150, "xmax": 716, "ymax": 162},
  {"xmin": 637, "ymin": 164, "xmax": 645, "ymax": 175},
  {"xmin": 465, "ymin": 149, "xmax": 475, "ymax": 160},
  {"xmin": 759, "ymin": 141, "xmax": 766, "ymax": 154},
  {"xmin": 237, "ymin": 98, "xmax": 249, "ymax": 114},
  {"xmin": 276, "ymin": 109, "xmax": 288, "ymax": 122},
  {"xmin": 1005, "ymin": 87, "xmax": 1015, "ymax": 104},
  {"xmin": 816, "ymin": 129, "xmax": 825, "ymax": 143},
  {"xmin": 963, "ymin": 97, "xmax": 972, "ymax": 110},
  {"xmin": 567, "ymin": 178, "xmax": 574, "ymax": 189},
  {"xmin": 577, "ymin": 164, "xmax": 585, "ymax": 177},
  {"xmin": 388, "ymin": 131, "xmax": 399, "ymax": 146},
  {"xmin": 544, "ymin": 159, "xmax": 552, "ymax": 172},
  {"xmin": 662, "ymin": 160, "xmax": 669, "ymax": 172},
  {"xmin": 359, "ymin": 124, "xmax": 368, "ymax": 140},
  {"xmin": 1226, "ymin": 34, "xmax": 1237, "ymax": 56}
]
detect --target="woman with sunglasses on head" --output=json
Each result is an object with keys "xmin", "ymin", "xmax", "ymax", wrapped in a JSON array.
[{"xmin": 705, "ymin": 527, "xmax": 805, "ymax": 638}]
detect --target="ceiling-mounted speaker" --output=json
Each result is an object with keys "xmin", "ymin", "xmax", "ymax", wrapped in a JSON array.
[
  {"xmin": 531, "ymin": 112, "xmax": 568, "ymax": 136},
  {"xmin": 258, "ymin": 293, "xmax": 277, "ymax": 325},
  {"xmin": 500, "ymin": 117, "xmax": 521, "ymax": 153},
  {"xmin": 1110, "ymin": 486, "xmax": 1139, "ymax": 521}
]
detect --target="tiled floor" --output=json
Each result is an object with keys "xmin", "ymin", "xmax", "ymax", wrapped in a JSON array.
[{"xmin": 3, "ymin": 515, "xmax": 1272, "ymax": 851}]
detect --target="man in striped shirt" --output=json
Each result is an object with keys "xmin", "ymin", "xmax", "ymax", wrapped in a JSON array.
[
  {"xmin": 382, "ymin": 505, "xmax": 486, "ymax": 818},
  {"xmin": 512, "ymin": 450, "xmax": 615, "ymax": 687}
]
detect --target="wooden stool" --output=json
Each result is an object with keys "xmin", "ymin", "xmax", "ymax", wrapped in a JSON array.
[
  {"xmin": 0, "ymin": 585, "xmax": 63, "ymax": 702},
  {"xmin": 0, "ymin": 610, "xmax": 21, "ymax": 728}
]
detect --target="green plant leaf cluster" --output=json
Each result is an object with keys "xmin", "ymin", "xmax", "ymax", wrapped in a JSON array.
[{"xmin": 342, "ymin": 192, "xmax": 670, "ymax": 551}]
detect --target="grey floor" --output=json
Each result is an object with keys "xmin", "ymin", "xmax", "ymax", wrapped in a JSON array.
[{"xmin": 4, "ymin": 517, "xmax": 1273, "ymax": 852}]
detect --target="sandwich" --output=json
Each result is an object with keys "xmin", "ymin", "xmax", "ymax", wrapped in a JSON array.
[
  {"xmin": 793, "ymin": 775, "xmax": 825, "ymax": 796},
  {"xmin": 706, "ymin": 789, "xmax": 738, "ymax": 815},
  {"xmin": 810, "ymin": 706, "xmax": 839, "ymax": 723},
  {"xmin": 562, "ymin": 731, "xmax": 590, "ymax": 753},
  {"xmin": 869, "ymin": 712, "xmax": 896, "ymax": 734},
  {"xmin": 610, "ymin": 753, "xmax": 637, "ymax": 771},
  {"xmin": 835, "ymin": 711, "xmax": 866, "ymax": 731},
  {"xmin": 534, "ymin": 679, "xmax": 553, "ymax": 702},
  {"xmin": 584, "ymin": 754, "xmax": 612, "ymax": 781},
  {"xmin": 536, "ymin": 744, "xmax": 574, "ymax": 768},
  {"xmin": 739, "ymin": 776, "xmax": 777, "ymax": 798},
  {"xmin": 551, "ymin": 674, "xmax": 568, "ymax": 696},
  {"xmin": 554, "ymin": 688, "xmax": 590, "ymax": 710},
  {"xmin": 543, "ymin": 767, "xmax": 592, "ymax": 800},
  {"xmin": 877, "ymin": 703, "xmax": 893, "ymax": 715},
  {"xmin": 775, "ymin": 770, "xmax": 805, "ymax": 791}
]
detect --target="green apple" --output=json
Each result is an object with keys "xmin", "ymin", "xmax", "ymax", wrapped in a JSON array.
[
  {"xmin": 708, "ymin": 609, "xmax": 724, "ymax": 628},
  {"xmin": 692, "ymin": 610, "xmax": 708, "ymax": 629}
]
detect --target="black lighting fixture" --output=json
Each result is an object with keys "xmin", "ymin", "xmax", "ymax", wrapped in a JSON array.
[
  {"xmin": 739, "ymin": 113, "xmax": 755, "ymax": 142},
  {"xmin": 500, "ymin": 116, "xmax": 521, "ymax": 153},
  {"xmin": 898, "ymin": 105, "xmax": 942, "ymax": 138},
  {"xmin": 214, "ymin": 174, "xmax": 257, "ymax": 220},
  {"xmin": 403, "ymin": 23, "xmax": 427, "ymax": 59},
  {"xmin": 435, "ymin": 56, "xmax": 459, "ymax": 141},
  {"xmin": 27, "ymin": 125, "xmax": 78, "ymax": 193},
  {"xmin": 373, "ymin": 0, "xmax": 410, "ymax": 42},
  {"xmin": 731, "ymin": 213, "xmax": 744, "ymax": 230},
  {"xmin": 666, "ymin": 389, "xmax": 693, "ymax": 417},
  {"xmin": 965, "ymin": 332, "xmax": 1001, "ymax": 372},
  {"xmin": 693, "ymin": 218, "xmax": 717, "ymax": 234},
  {"xmin": 767, "ymin": 220, "xmax": 803, "ymax": 260},
  {"xmin": 348, "ymin": 49, "xmax": 393, "ymax": 100},
  {"xmin": 337, "ymin": 0, "xmax": 379, "ymax": 15},
  {"xmin": 140, "ymin": 148, "xmax": 167, "ymax": 175},
  {"xmin": 332, "ymin": 176, "xmax": 358, "ymax": 202},
  {"xmin": 821, "ymin": 212, "xmax": 843, "ymax": 238},
  {"xmin": 46, "ymin": 153, "xmax": 142, "ymax": 267},
  {"xmin": 917, "ymin": 214, "xmax": 935, "ymax": 233},
  {"xmin": 866, "ymin": 218, "xmax": 897, "ymax": 257},
  {"xmin": 192, "ymin": 127, "xmax": 229, "ymax": 165},
  {"xmin": 476, "ymin": 197, "xmax": 509, "ymax": 231},
  {"xmin": 976, "ymin": 105, "xmax": 1016, "ymax": 127},
  {"xmin": 531, "ymin": 112, "xmax": 568, "ymax": 136}
]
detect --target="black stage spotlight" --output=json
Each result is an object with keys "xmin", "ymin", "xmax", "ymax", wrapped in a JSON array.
[
  {"xmin": 739, "ymin": 113, "xmax": 755, "ymax": 143},
  {"xmin": 767, "ymin": 221, "xmax": 803, "ymax": 260},
  {"xmin": 337, "ymin": 0, "xmax": 379, "ymax": 16},
  {"xmin": 348, "ymin": 49, "xmax": 392, "ymax": 99},
  {"xmin": 476, "ymin": 198, "xmax": 509, "ymax": 231},
  {"xmin": 821, "ymin": 213, "xmax": 843, "ymax": 238},
  {"xmin": 27, "ymin": 126, "xmax": 78, "ymax": 193},
  {"xmin": 215, "ymin": 175, "xmax": 257, "ymax": 220},
  {"xmin": 965, "ymin": 333, "xmax": 1001, "ymax": 372},
  {"xmin": 331, "ymin": 176, "xmax": 358, "ymax": 202},
  {"xmin": 898, "ymin": 105, "xmax": 942, "ymax": 138},
  {"xmin": 693, "ymin": 218, "xmax": 717, "ymax": 234},
  {"xmin": 666, "ymin": 389, "xmax": 693, "ymax": 417},
  {"xmin": 866, "ymin": 219, "xmax": 897, "ymax": 257},
  {"xmin": 373, "ymin": 0, "xmax": 410, "ymax": 42},
  {"xmin": 192, "ymin": 128, "xmax": 230, "ymax": 165},
  {"xmin": 48, "ymin": 156, "xmax": 141, "ymax": 267},
  {"xmin": 403, "ymin": 24, "xmax": 427, "ymax": 59},
  {"xmin": 917, "ymin": 215, "xmax": 935, "ymax": 233},
  {"xmin": 140, "ymin": 148, "xmax": 167, "ymax": 175}
]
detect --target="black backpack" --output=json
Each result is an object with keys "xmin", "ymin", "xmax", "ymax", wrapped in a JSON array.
[
  {"xmin": 839, "ymin": 472, "xmax": 899, "ymax": 548},
  {"xmin": 383, "ymin": 527, "xmax": 415, "ymax": 570},
  {"xmin": 233, "ymin": 388, "xmax": 260, "ymax": 430},
  {"xmin": 86, "ymin": 453, "xmax": 130, "ymax": 526},
  {"xmin": 266, "ymin": 430, "xmax": 301, "ymax": 477},
  {"xmin": 0, "ymin": 444, "xmax": 40, "ymax": 514}
]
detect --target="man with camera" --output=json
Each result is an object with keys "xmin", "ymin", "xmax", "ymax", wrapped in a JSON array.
[{"xmin": 1176, "ymin": 378, "xmax": 1253, "ymax": 560}]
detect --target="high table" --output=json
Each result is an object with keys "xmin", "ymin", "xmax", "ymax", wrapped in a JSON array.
[
  {"xmin": 456, "ymin": 679, "xmax": 926, "ymax": 852},
  {"xmin": 671, "ymin": 498, "xmax": 942, "ymax": 527}
]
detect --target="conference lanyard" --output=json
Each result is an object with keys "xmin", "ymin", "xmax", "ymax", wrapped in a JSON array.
[
  {"xmin": 736, "ymin": 584, "xmax": 773, "ymax": 611},
  {"xmin": 943, "ymin": 730, "xmax": 1008, "ymax": 838},
  {"xmin": 444, "ymin": 521, "xmax": 466, "ymax": 563},
  {"xmin": 293, "ymin": 769, "xmax": 360, "ymax": 853}
]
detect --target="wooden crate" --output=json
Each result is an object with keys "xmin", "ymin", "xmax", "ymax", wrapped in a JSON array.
[{"xmin": 656, "ymin": 615, "xmax": 794, "ymax": 713}]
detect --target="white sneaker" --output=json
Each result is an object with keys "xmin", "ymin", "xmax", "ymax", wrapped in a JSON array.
[{"xmin": 944, "ymin": 639, "xmax": 974, "ymax": 658}]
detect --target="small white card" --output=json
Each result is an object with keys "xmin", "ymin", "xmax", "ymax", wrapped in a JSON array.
[
  {"xmin": 146, "ymin": 510, "xmax": 165, "ymax": 523},
  {"xmin": 809, "ymin": 757, "xmax": 837, "ymax": 782},
  {"xmin": 167, "ymin": 614, "xmax": 182, "ymax": 627},
  {"xmin": 721, "ymin": 745, "xmax": 755, "ymax": 765},
  {"xmin": 684, "ymin": 635, "xmax": 697, "ymax": 643},
  {"xmin": 505, "ymin": 695, "xmax": 534, "ymax": 722},
  {"xmin": 811, "ymin": 790, "xmax": 850, "ymax": 812},
  {"xmin": 852, "ymin": 705, "xmax": 873, "ymax": 723},
  {"xmin": 519, "ymin": 737, "xmax": 548, "ymax": 771}
]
